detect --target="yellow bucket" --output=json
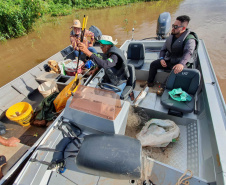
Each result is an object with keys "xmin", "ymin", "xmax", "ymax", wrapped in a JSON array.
[{"xmin": 6, "ymin": 102, "xmax": 33, "ymax": 127}]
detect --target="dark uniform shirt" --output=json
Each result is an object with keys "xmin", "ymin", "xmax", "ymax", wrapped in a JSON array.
[{"xmin": 90, "ymin": 54, "xmax": 118, "ymax": 69}]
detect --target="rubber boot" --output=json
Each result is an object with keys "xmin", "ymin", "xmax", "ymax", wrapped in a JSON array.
[{"xmin": 0, "ymin": 156, "xmax": 6, "ymax": 180}]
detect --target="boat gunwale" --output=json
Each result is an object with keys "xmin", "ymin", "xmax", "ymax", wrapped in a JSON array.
[
  {"xmin": 197, "ymin": 39, "xmax": 226, "ymax": 184},
  {"xmin": 199, "ymin": 39, "xmax": 226, "ymax": 114}
]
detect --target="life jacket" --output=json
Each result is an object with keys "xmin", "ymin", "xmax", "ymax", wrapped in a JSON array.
[
  {"xmin": 103, "ymin": 46, "xmax": 130, "ymax": 86},
  {"xmin": 184, "ymin": 31, "xmax": 199, "ymax": 66},
  {"xmin": 165, "ymin": 29, "xmax": 199, "ymax": 65}
]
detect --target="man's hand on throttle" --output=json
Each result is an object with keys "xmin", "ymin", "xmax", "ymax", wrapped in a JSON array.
[{"xmin": 89, "ymin": 67, "xmax": 99, "ymax": 76}]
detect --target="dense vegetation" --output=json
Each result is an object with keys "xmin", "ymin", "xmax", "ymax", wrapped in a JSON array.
[{"xmin": 0, "ymin": 0, "xmax": 157, "ymax": 41}]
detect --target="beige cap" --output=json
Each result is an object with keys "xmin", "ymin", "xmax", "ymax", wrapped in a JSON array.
[
  {"xmin": 71, "ymin": 19, "xmax": 81, "ymax": 28},
  {"xmin": 99, "ymin": 35, "xmax": 118, "ymax": 45}
]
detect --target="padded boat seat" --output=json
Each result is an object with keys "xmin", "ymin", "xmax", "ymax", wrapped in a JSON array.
[
  {"xmin": 161, "ymin": 68, "xmax": 200, "ymax": 113},
  {"xmin": 127, "ymin": 43, "xmax": 145, "ymax": 69},
  {"xmin": 120, "ymin": 64, "xmax": 136, "ymax": 100},
  {"xmin": 76, "ymin": 134, "xmax": 142, "ymax": 180},
  {"xmin": 161, "ymin": 90, "xmax": 195, "ymax": 113}
]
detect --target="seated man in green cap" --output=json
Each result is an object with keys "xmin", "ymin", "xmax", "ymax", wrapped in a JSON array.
[{"xmin": 78, "ymin": 35, "xmax": 130, "ymax": 96}]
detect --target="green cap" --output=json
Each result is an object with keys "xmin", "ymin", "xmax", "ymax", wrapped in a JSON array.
[{"xmin": 98, "ymin": 40, "xmax": 113, "ymax": 45}]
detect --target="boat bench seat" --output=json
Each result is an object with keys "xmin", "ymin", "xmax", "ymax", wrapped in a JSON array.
[
  {"xmin": 0, "ymin": 85, "xmax": 26, "ymax": 116},
  {"xmin": 155, "ymin": 69, "xmax": 171, "ymax": 84},
  {"xmin": 10, "ymin": 73, "xmax": 40, "ymax": 97}
]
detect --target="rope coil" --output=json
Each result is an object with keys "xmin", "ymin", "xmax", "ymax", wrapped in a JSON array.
[{"xmin": 176, "ymin": 169, "xmax": 193, "ymax": 185}]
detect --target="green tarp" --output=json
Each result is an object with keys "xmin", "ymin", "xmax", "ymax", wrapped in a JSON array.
[
  {"xmin": 35, "ymin": 92, "xmax": 59, "ymax": 121},
  {"xmin": 168, "ymin": 88, "xmax": 192, "ymax": 102}
]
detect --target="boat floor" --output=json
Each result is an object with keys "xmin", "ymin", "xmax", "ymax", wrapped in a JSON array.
[
  {"xmin": 1, "ymin": 89, "xmax": 53, "ymax": 146},
  {"xmin": 125, "ymin": 81, "xmax": 199, "ymax": 176},
  {"xmin": 1, "ymin": 78, "xmax": 200, "ymax": 181},
  {"xmin": 125, "ymin": 118, "xmax": 199, "ymax": 176},
  {"xmin": 0, "ymin": 142, "xmax": 30, "ymax": 176},
  {"xmin": 0, "ymin": 89, "xmax": 54, "ymax": 176}
]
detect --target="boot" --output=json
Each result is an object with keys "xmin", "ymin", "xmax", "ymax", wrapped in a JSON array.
[
  {"xmin": 140, "ymin": 81, "xmax": 154, "ymax": 88},
  {"xmin": 0, "ymin": 156, "xmax": 6, "ymax": 180},
  {"xmin": 129, "ymin": 91, "xmax": 135, "ymax": 101}
]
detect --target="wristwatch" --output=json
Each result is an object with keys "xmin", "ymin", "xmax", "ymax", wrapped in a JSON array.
[{"xmin": 159, "ymin": 57, "xmax": 164, "ymax": 60}]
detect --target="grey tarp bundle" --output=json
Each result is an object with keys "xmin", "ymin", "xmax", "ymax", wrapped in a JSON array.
[{"xmin": 136, "ymin": 119, "xmax": 180, "ymax": 147}]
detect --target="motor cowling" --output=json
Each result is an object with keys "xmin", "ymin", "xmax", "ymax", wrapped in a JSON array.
[
  {"xmin": 156, "ymin": 12, "xmax": 171, "ymax": 39},
  {"xmin": 89, "ymin": 25, "xmax": 102, "ymax": 43}
]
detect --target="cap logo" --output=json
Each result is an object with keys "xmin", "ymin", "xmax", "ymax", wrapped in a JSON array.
[{"xmin": 182, "ymin": 72, "xmax": 188, "ymax": 75}]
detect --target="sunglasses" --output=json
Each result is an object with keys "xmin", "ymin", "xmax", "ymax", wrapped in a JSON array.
[
  {"xmin": 100, "ymin": 44, "xmax": 106, "ymax": 49},
  {"xmin": 172, "ymin": 24, "xmax": 184, "ymax": 29},
  {"xmin": 74, "ymin": 27, "xmax": 81, "ymax": 31}
]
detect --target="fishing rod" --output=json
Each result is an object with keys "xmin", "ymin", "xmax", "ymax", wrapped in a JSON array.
[{"xmin": 76, "ymin": 15, "xmax": 88, "ymax": 71}]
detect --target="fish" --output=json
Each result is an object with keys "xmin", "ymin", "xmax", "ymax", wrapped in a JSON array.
[{"xmin": 133, "ymin": 86, "xmax": 149, "ymax": 107}]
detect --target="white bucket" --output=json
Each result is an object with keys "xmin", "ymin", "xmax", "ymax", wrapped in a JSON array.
[{"xmin": 38, "ymin": 81, "xmax": 59, "ymax": 98}]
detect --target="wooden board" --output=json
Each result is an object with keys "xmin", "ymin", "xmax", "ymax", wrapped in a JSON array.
[{"xmin": 0, "ymin": 141, "xmax": 30, "ymax": 176}]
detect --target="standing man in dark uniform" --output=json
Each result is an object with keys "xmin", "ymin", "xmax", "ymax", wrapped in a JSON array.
[
  {"xmin": 78, "ymin": 35, "xmax": 129, "ymax": 96},
  {"xmin": 141, "ymin": 15, "xmax": 198, "ymax": 88}
]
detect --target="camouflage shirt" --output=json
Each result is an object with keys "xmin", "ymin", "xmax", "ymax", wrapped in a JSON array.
[{"xmin": 70, "ymin": 29, "xmax": 95, "ymax": 51}]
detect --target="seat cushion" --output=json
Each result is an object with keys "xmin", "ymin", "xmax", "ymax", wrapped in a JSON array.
[
  {"xmin": 76, "ymin": 134, "xmax": 142, "ymax": 180},
  {"xmin": 127, "ymin": 59, "xmax": 144, "ymax": 69},
  {"xmin": 161, "ymin": 89, "xmax": 195, "ymax": 113}
]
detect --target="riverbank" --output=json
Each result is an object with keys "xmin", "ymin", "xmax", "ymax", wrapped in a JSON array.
[
  {"xmin": 0, "ymin": 0, "xmax": 226, "ymax": 102},
  {"xmin": 0, "ymin": 0, "xmax": 158, "ymax": 42}
]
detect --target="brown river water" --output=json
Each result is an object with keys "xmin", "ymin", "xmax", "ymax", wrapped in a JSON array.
[{"xmin": 0, "ymin": 0, "xmax": 226, "ymax": 102}]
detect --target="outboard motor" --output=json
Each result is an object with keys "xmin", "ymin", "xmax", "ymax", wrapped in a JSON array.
[
  {"xmin": 89, "ymin": 25, "xmax": 102, "ymax": 44},
  {"xmin": 156, "ymin": 12, "xmax": 171, "ymax": 39}
]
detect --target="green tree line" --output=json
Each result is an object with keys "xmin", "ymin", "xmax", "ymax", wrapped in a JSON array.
[{"xmin": 0, "ymin": 0, "xmax": 157, "ymax": 41}]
